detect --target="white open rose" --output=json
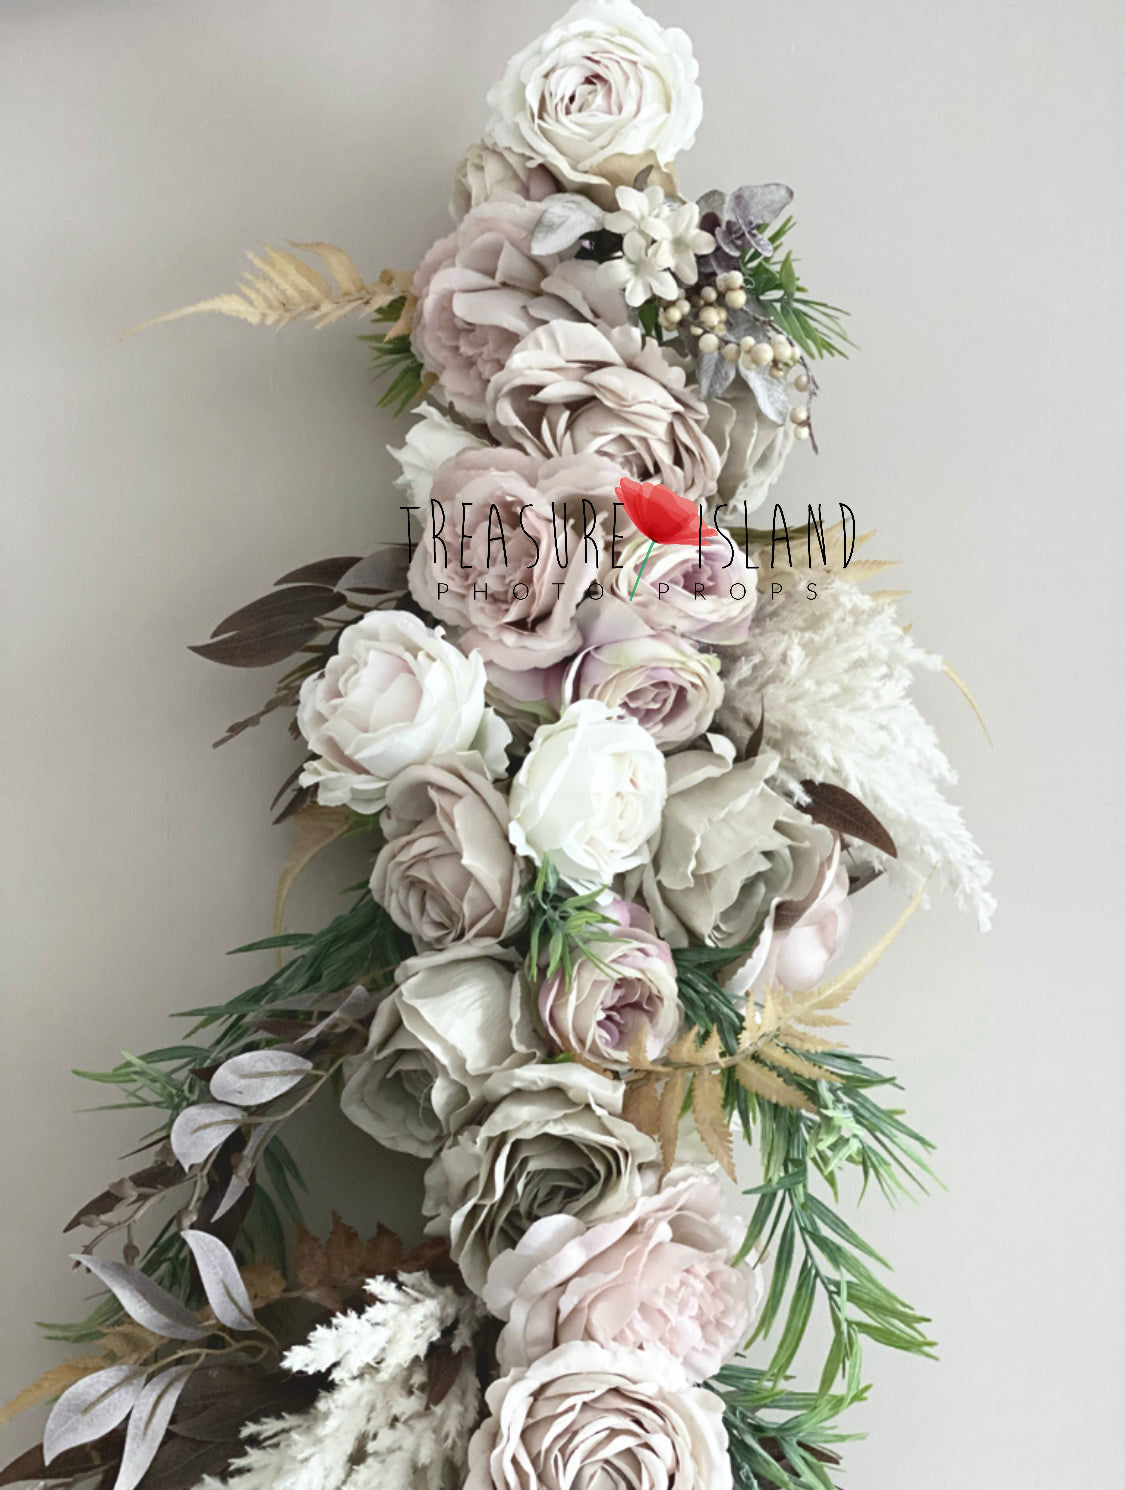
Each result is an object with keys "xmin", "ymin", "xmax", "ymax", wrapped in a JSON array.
[
  {"xmin": 388, "ymin": 402, "xmax": 486, "ymax": 509},
  {"xmin": 508, "ymin": 700, "xmax": 667, "ymax": 888},
  {"xmin": 484, "ymin": 0, "xmax": 703, "ymax": 192},
  {"xmin": 297, "ymin": 610, "xmax": 509, "ymax": 813}
]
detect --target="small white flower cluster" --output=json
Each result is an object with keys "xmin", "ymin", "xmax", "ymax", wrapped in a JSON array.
[{"xmin": 599, "ymin": 183, "xmax": 716, "ymax": 306}]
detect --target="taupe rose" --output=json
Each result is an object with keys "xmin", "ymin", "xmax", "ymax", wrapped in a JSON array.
[
  {"xmin": 339, "ymin": 947, "xmax": 542, "ymax": 1158},
  {"xmin": 486, "ymin": 319, "xmax": 721, "ymax": 503},
  {"xmin": 369, "ymin": 753, "xmax": 525, "ymax": 949},
  {"xmin": 609, "ymin": 531, "xmax": 759, "ymax": 647},
  {"xmin": 423, "ymin": 1063, "xmax": 659, "ymax": 1293},
  {"xmin": 484, "ymin": 1165, "xmax": 763, "ymax": 1380},
  {"xmin": 631, "ymin": 738, "xmax": 833, "ymax": 947},
  {"xmin": 465, "ymin": 1341, "xmax": 731, "ymax": 1490}
]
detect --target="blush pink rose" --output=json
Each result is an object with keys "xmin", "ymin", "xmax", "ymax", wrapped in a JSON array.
[
  {"xmin": 411, "ymin": 195, "xmax": 557, "ymax": 422},
  {"xmin": 408, "ymin": 446, "xmax": 618, "ymax": 670},
  {"xmin": 483, "ymin": 1165, "xmax": 763, "ymax": 1382}
]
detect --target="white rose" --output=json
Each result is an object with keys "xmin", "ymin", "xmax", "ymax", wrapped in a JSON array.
[
  {"xmin": 339, "ymin": 947, "xmax": 543, "ymax": 1157},
  {"xmin": 484, "ymin": 0, "xmax": 703, "ymax": 192},
  {"xmin": 297, "ymin": 610, "xmax": 510, "ymax": 814},
  {"xmin": 508, "ymin": 700, "xmax": 667, "ymax": 888},
  {"xmin": 424, "ymin": 1062, "xmax": 659, "ymax": 1293},
  {"xmin": 387, "ymin": 402, "xmax": 486, "ymax": 509},
  {"xmin": 465, "ymin": 1341, "xmax": 731, "ymax": 1490},
  {"xmin": 450, "ymin": 140, "xmax": 557, "ymax": 222}
]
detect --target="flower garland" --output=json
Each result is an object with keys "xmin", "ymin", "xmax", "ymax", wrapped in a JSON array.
[{"xmin": 2, "ymin": 5, "xmax": 992, "ymax": 1489}]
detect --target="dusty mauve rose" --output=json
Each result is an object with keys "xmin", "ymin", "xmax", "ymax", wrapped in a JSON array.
[
  {"xmin": 484, "ymin": 1165, "xmax": 763, "ymax": 1380},
  {"xmin": 465, "ymin": 1341, "xmax": 731, "ymax": 1490},
  {"xmin": 423, "ymin": 1063, "xmax": 658, "ymax": 1293},
  {"xmin": 631, "ymin": 738, "xmax": 833, "ymax": 947},
  {"xmin": 538, "ymin": 898, "xmax": 680, "ymax": 1069},
  {"xmin": 407, "ymin": 446, "xmax": 618, "ymax": 670},
  {"xmin": 508, "ymin": 700, "xmax": 667, "ymax": 889},
  {"xmin": 486, "ymin": 319, "xmax": 721, "ymax": 504},
  {"xmin": 296, "ymin": 610, "xmax": 509, "ymax": 814},
  {"xmin": 451, "ymin": 140, "xmax": 557, "ymax": 223},
  {"xmin": 610, "ymin": 531, "xmax": 759, "ymax": 646},
  {"xmin": 482, "ymin": 0, "xmax": 703, "ymax": 192},
  {"xmin": 562, "ymin": 597, "xmax": 723, "ymax": 748},
  {"xmin": 726, "ymin": 838, "xmax": 853, "ymax": 998},
  {"xmin": 339, "ymin": 947, "xmax": 542, "ymax": 1158},
  {"xmin": 411, "ymin": 196, "xmax": 558, "ymax": 423},
  {"xmin": 369, "ymin": 753, "xmax": 524, "ymax": 949}
]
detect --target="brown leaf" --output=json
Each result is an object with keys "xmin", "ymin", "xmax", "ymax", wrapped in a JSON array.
[
  {"xmin": 275, "ymin": 557, "xmax": 362, "ymax": 588},
  {"xmin": 691, "ymin": 1071, "xmax": 736, "ymax": 1179},
  {"xmin": 424, "ymin": 1343, "xmax": 469, "ymax": 1408},
  {"xmin": 337, "ymin": 546, "xmax": 411, "ymax": 595},
  {"xmin": 0, "ymin": 1431, "xmax": 124, "ymax": 1487},
  {"xmin": 64, "ymin": 1158, "xmax": 184, "ymax": 1232},
  {"xmin": 744, "ymin": 706, "xmax": 765, "ymax": 761},
  {"xmin": 211, "ymin": 585, "xmax": 344, "ymax": 640},
  {"xmin": 170, "ymin": 1366, "xmax": 320, "ymax": 1446},
  {"xmin": 799, "ymin": 781, "xmax": 898, "ymax": 858},
  {"xmin": 622, "ymin": 1079, "xmax": 661, "ymax": 1140},
  {"xmin": 295, "ymin": 1216, "xmax": 405, "ymax": 1310},
  {"xmin": 239, "ymin": 1263, "xmax": 288, "ymax": 1310},
  {"xmin": 735, "ymin": 1058, "xmax": 817, "ymax": 1113},
  {"xmin": 134, "ymin": 1435, "xmax": 241, "ymax": 1490},
  {"xmin": 190, "ymin": 619, "xmax": 319, "ymax": 669},
  {"xmin": 400, "ymin": 1237, "xmax": 457, "ymax": 1277},
  {"xmin": 657, "ymin": 1071, "xmax": 687, "ymax": 1175}
]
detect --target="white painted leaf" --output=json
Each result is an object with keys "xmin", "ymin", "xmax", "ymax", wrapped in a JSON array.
[
  {"xmin": 209, "ymin": 1050, "xmax": 313, "ymax": 1106},
  {"xmin": 114, "ymin": 1363, "xmax": 194, "ymax": 1490},
  {"xmin": 43, "ymin": 1364, "xmax": 146, "ymax": 1464},
  {"xmin": 181, "ymin": 1230, "xmax": 256, "ymax": 1331},
  {"xmin": 531, "ymin": 193, "xmax": 605, "ymax": 255},
  {"xmin": 741, "ymin": 362, "xmax": 791, "ymax": 424},
  {"xmin": 697, "ymin": 350, "xmax": 736, "ymax": 401},
  {"xmin": 170, "ymin": 1102, "xmax": 244, "ymax": 1170},
  {"xmin": 73, "ymin": 1255, "xmax": 208, "ymax": 1340},
  {"xmin": 210, "ymin": 1121, "xmax": 276, "ymax": 1221}
]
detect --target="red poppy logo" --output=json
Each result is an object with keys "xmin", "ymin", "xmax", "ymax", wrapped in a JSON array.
[{"xmin": 615, "ymin": 477, "xmax": 718, "ymax": 598}]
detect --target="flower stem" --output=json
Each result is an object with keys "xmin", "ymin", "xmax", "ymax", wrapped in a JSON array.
[{"xmin": 628, "ymin": 539, "xmax": 656, "ymax": 600}]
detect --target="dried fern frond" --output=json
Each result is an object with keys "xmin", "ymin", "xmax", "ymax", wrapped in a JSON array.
[{"xmin": 131, "ymin": 243, "xmax": 413, "ymax": 334}]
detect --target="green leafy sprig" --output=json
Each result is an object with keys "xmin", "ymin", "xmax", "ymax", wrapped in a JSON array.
[
  {"xmin": 359, "ymin": 298, "xmax": 428, "ymax": 414},
  {"xmin": 740, "ymin": 219, "xmax": 852, "ymax": 360},
  {"xmin": 715, "ymin": 1364, "xmax": 862, "ymax": 1490},
  {"xmin": 523, "ymin": 856, "xmax": 618, "ymax": 984}
]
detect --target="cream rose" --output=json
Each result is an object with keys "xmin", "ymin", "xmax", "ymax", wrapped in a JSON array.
[
  {"xmin": 483, "ymin": 0, "xmax": 703, "ymax": 192},
  {"xmin": 706, "ymin": 382, "xmax": 796, "ymax": 516},
  {"xmin": 484, "ymin": 1165, "xmax": 763, "ymax": 1380},
  {"xmin": 339, "ymin": 947, "xmax": 542, "ymax": 1158},
  {"xmin": 388, "ymin": 402, "xmax": 487, "ymax": 509},
  {"xmin": 486, "ymin": 319, "xmax": 721, "ymax": 504},
  {"xmin": 423, "ymin": 1063, "xmax": 659, "ymax": 1293},
  {"xmin": 508, "ymin": 700, "xmax": 667, "ymax": 889},
  {"xmin": 538, "ymin": 898, "xmax": 680, "ymax": 1069},
  {"xmin": 465, "ymin": 1341, "xmax": 731, "ymax": 1490},
  {"xmin": 407, "ymin": 446, "xmax": 618, "ymax": 670},
  {"xmin": 369, "ymin": 753, "xmax": 525, "ymax": 949},
  {"xmin": 296, "ymin": 610, "xmax": 509, "ymax": 814},
  {"xmin": 632, "ymin": 738, "xmax": 834, "ymax": 947},
  {"xmin": 562, "ymin": 597, "xmax": 723, "ymax": 747},
  {"xmin": 451, "ymin": 140, "xmax": 557, "ymax": 222}
]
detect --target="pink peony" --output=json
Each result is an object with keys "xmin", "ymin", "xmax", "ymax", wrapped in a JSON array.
[{"xmin": 483, "ymin": 1165, "xmax": 763, "ymax": 1381}]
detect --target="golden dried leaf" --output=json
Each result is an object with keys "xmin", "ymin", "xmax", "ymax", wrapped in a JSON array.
[
  {"xmin": 943, "ymin": 659, "xmax": 992, "ymax": 743},
  {"xmin": 130, "ymin": 245, "xmax": 411, "ymax": 335},
  {"xmin": 274, "ymin": 803, "xmax": 352, "ymax": 935},
  {"xmin": 96, "ymin": 1322, "xmax": 162, "ymax": 1363},
  {"xmin": 735, "ymin": 1058, "xmax": 816, "ymax": 1113},
  {"xmin": 622, "ymin": 1077, "xmax": 661, "ymax": 1139},
  {"xmin": 691, "ymin": 1071, "xmax": 736, "ymax": 1179},
  {"xmin": 240, "ymin": 1262, "xmax": 288, "ymax": 1309},
  {"xmin": 0, "ymin": 1356, "xmax": 107, "ymax": 1424},
  {"xmin": 658, "ymin": 1071, "xmax": 687, "ymax": 1174}
]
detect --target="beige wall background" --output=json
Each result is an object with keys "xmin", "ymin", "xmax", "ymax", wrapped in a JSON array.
[{"xmin": 2, "ymin": 0, "xmax": 1122, "ymax": 1483}]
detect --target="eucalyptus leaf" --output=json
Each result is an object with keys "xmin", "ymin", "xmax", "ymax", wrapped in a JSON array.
[
  {"xmin": 170, "ymin": 1103, "xmax": 244, "ymax": 1171},
  {"xmin": 695, "ymin": 349, "xmax": 736, "ymax": 401},
  {"xmin": 741, "ymin": 363, "xmax": 791, "ymax": 424},
  {"xmin": 43, "ymin": 1365, "xmax": 146, "ymax": 1465},
  {"xmin": 72, "ymin": 1255, "xmax": 208, "ymax": 1341},
  {"xmin": 181, "ymin": 1231, "xmax": 256, "ymax": 1331},
  {"xmin": 530, "ymin": 193, "xmax": 606, "ymax": 255},
  {"xmin": 209, "ymin": 1050, "xmax": 313, "ymax": 1107},
  {"xmin": 115, "ymin": 1364, "xmax": 195, "ymax": 1490}
]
